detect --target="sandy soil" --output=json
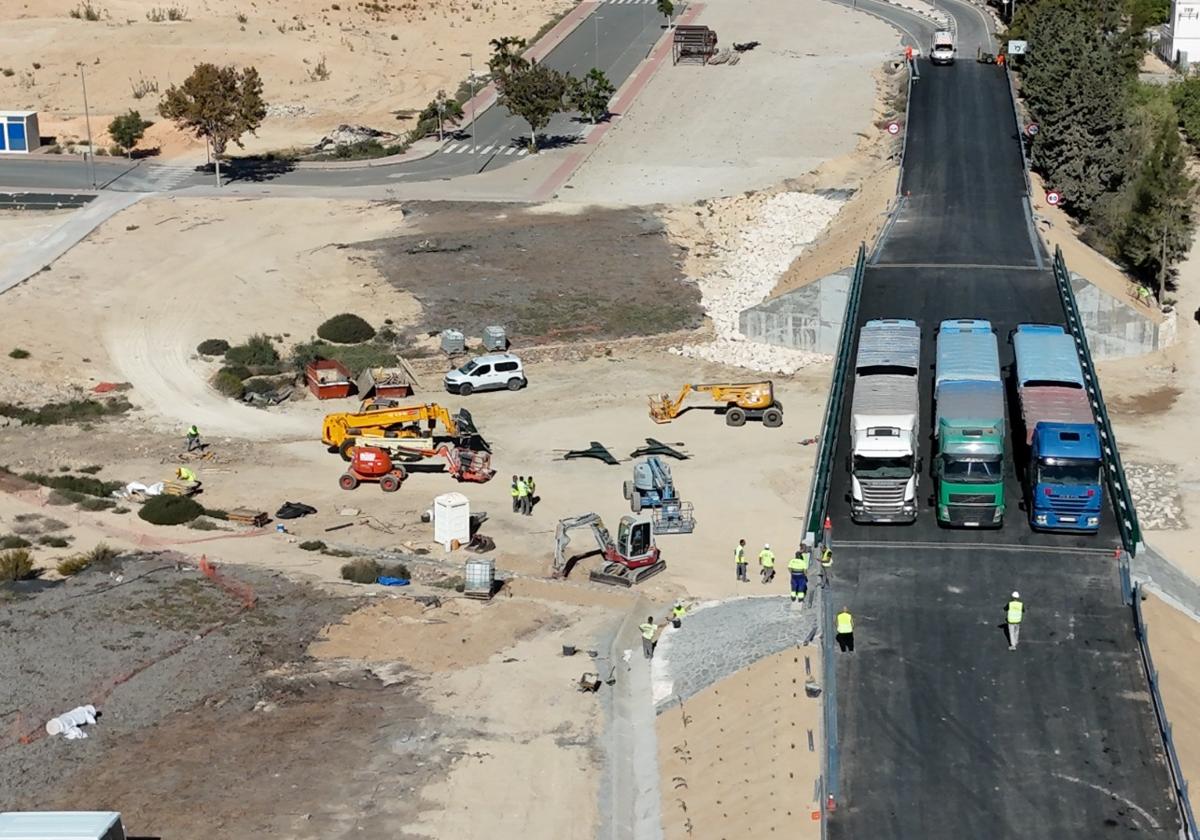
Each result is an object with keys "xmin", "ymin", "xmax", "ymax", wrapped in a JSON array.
[
  {"xmin": 1140, "ymin": 592, "xmax": 1200, "ymax": 794},
  {"xmin": 657, "ymin": 647, "xmax": 823, "ymax": 837},
  {"xmin": 563, "ymin": 0, "xmax": 899, "ymax": 204},
  {"xmin": 0, "ymin": 0, "xmax": 572, "ymax": 156},
  {"xmin": 0, "ymin": 209, "xmax": 76, "ymax": 278}
]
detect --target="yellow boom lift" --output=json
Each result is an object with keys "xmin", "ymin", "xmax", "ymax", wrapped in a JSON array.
[
  {"xmin": 322, "ymin": 403, "xmax": 484, "ymax": 460},
  {"xmin": 649, "ymin": 381, "xmax": 783, "ymax": 428}
]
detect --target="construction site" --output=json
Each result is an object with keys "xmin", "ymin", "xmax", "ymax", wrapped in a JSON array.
[{"xmin": 2, "ymin": 0, "xmax": 1200, "ymax": 835}]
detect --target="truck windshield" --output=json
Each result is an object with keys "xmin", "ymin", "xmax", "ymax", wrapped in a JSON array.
[
  {"xmin": 1036, "ymin": 459, "xmax": 1101, "ymax": 486},
  {"xmin": 853, "ymin": 455, "xmax": 913, "ymax": 479},
  {"xmin": 941, "ymin": 456, "xmax": 1001, "ymax": 482}
]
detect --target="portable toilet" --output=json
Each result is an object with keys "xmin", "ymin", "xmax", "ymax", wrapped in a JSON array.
[
  {"xmin": 433, "ymin": 492, "xmax": 470, "ymax": 551},
  {"xmin": 0, "ymin": 112, "xmax": 41, "ymax": 154}
]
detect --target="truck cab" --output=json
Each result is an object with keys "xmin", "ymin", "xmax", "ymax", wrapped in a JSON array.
[
  {"xmin": 935, "ymin": 382, "xmax": 1006, "ymax": 527},
  {"xmin": 1029, "ymin": 423, "xmax": 1103, "ymax": 532},
  {"xmin": 930, "ymin": 30, "xmax": 956, "ymax": 64}
]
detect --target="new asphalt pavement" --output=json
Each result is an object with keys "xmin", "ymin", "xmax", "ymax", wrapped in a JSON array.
[{"xmin": 825, "ymin": 56, "xmax": 1181, "ymax": 839}]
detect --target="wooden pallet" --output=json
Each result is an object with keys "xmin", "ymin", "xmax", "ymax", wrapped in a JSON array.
[
  {"xmin": 162, "ymin": 480, "xmax": 199, "ymax": 496},
  {"xmin": 227, "ymin": 507, "xmax": 269, "ymax": 527}
]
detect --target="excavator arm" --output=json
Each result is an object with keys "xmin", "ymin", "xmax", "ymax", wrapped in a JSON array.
[{"xmin": 552, "ymin": 513, "xmax": 612, "ymax": 578}]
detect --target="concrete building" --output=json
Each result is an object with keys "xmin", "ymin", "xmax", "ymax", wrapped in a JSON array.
[
  {"xmin": 1157, "ymin": 0, "xmax": 1200, "ymax": 67},
  {"xmin": 0, "ymin": 111, "xmax": 41, "ymax": 154}
]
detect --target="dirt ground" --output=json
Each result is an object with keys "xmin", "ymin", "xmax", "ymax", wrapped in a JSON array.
[
  {"xmin": 1140, "ymin": 592, "xmax": 1200, "ymax": 796},
  {"xmin": 360, "ymin": 202, "xmax": 702, "ymax": 341},
  {"xmin": 563, "ymin": 0, "xmax": 900, "ymax": 204},
  {"xmin": 1, "ymin": 0, "xmax": 572, "ymax": 156},
  {"xmin": 657, "ymin": 647, "xmax": 823, "ymax": 838}
]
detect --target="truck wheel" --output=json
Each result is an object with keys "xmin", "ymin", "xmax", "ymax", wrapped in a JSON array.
[
  {"xmin": 339, "ymin": 438, "xmax": 358, "ymax": 461},
  {"xmin": 507, "ymin": 377, "xmax": 523, "ymax": 391},
  {"xmin": 339, "ymin": 473, "xmax": 359, "ymax": 491},
  {"xmin": 631, "ymin": 493, "xmax": 643, "ymax": 514},
  {"xmin": 459, "ymin": 383, "xmax": 473, "ymax": 396},
  {"xmin": 380, "ymin": 474, "xmax": 402, "ymax": 492},
  {"xmin": 726, "ymin": 407, "xmax": 747, "ymax": 427},
  {"xmin": 762, "ymin": 407, "xmax": 783, "ymax": 428},
  {"xmin": 623, "ymin": 480, "xmax": 634, "ymax": 500}
]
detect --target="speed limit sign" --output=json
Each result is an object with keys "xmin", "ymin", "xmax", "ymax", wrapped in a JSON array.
[
  {"xmin": 887, "ymin": 121, "xmax": 900, "ymax": 136},
  {"xmin": 1026, "ymin": 122, "xmax": 1039, "ymax": 137},
  {"xmin": 1046, "ymin": 190, "xmax": 1061, "ymax": 206}
]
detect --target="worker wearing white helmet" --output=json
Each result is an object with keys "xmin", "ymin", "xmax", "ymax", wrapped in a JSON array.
[
  {"xmin": 1006, "ymin": 591, "xmax": 1024, "ymax": 650},
  {"xmin": 758, "ymin": 543, "xmax": 775, "ymax": 584}
]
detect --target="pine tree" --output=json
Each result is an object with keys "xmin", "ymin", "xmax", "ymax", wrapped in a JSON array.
[{"xmin": 1119, "ymin": 118, "xmax": 1196, "ymax": 295}]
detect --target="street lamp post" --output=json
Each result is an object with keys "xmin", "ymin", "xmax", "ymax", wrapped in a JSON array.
[
  {"xmin": 462, "ymin": 52, "xmax": 477, "ymax": 152},
  {"xmin": 77, "ymin": 62, "xmax": 97, "ymax": 190}
]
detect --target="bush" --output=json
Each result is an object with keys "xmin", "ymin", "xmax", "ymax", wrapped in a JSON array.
[
  {"xmin": 9, "ymin": 348, "xmax": 30, "ymax": 359},
  {"xmin": 317, "ymin": 313, "xmax": 375, "ymax": 344},
  {"xmin": 340, "ymin": 557, "xmax": 382, "ymax": 583},
  {"xmin": 431, "ymin": 574, "xmax": 465, "ymax": 592},
  {"xmin": 38, "ymin": 535, "xmax": 71, "ymax": 548},
  {"xmin": 213, "ymin": 370, "xmax": 245, "ymax": 399},
  {"xmin": 77, "ymin": 496, "xmax": 116, "ymax": 511},
  {"xmin": 290, "ymin": 340, "xmax": 397, "ymax": 375},
  {"xmin": 382, "ymin": 561, "xmax": 410, "ymax": 579},
  {"xmin": 219, "ymin": 364, "xmax": 252, "ymax": 381},
  {"xmin": 19, "ymin": 471, "xmax": 122, "ymax": 498},
  {"xmin": 0, "ymin": 397, "xmax": 132, "ymax": 426},
  {"xmin": 78, "ymin": 465, "xmax": 103, "ymax": 475},
  {"xmin": 243, "ymin": 377, "xmax": 276, "ymax": 394},
  {"xmin": 56, "ymin": 554, "xmax": 91, "ymax": 576},
  {"xmin": 0, "ymin": 549, "xmax": 35, "ymax": 581},
  {"xmin": 138, "ymin": 494, "xmax": 204, "ymax": 526},
  {"xmin": 86, "ymin": 542, "xmax": 118, "ymax": 564},
  {"xmin": 187, "ymin": 517, "xmax": 221, "ymax": 530},
  {"xmin": 225, "ymin": 334, "xmax": 279, "ymax": 367},
  {"xmin": 299, "ymin": 540, "xmax": 326, "ymax": 551},
  {"xmin": 0, "ymin": 535, "xmax": 31, "ymax": 549},
  {"xmin": 197, "ymin": 338, "xmax": 230, "ymax": 356},
  {"xmin": 47, "ymin": 489, "xmax": 83, "ymax": 506}
]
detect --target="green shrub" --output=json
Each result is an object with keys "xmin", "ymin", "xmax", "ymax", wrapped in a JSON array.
[
  {"xmin": 56, "ymin": 554, "xmax": 91, "ymax": 576},
  {"xmin": 213, "ymin": 370, "xmax": 245, "ymax": 399},
  {"xmin": 290, "ymin": 340, "xmax": 397, "ymax": 375},
  {"xmin": 187, "ymin": 517, "xmax": 221, "ymax": 530},
  {"xmin": 0, "ymin": 397, "xmax": 131, "ymax": 426},
  {"xmin": 431, "ymin": 574, "xmax": 465, "ymax": 592},
  {"xmin": 340, "ymin": 557, "xmax": 382, "ymax": 583},
  {"xmin": 138, "ymin": 494, "xmax": 204, "ymax": 525},
  {"xmin": 41, "ymin": 518, "xmax": 68, "ymax": 531},
  {"xmin": 86, "ymin": 542, "xmax": 118, "ymax": 564},
  {"xmin": 197, "ymin": 338, "xmax": 230, "ymax": 356},
  {"xmin": 324, "ymin": 548, "xmax": 353, "ymax": 558},
  {"xmin": 317, "ymin": 313, "xmax": 376, "ymax": 344},
  {"xmin": 38, "ymin": 535, "xmax": 71, "ymax": 548},
  {"xmin": 0, "ymin": 549, "xmax": 35, "ymax": 581},
  {"xmin": 19, "ymin": 471, "xmax": 122, "ymax": 498},
  {"xmin": 111, "ymin": 506, "xmax": 130, "ymax": 515},
  {"xmin": 218, "ymin": 364, "xmax": 252, "ymax": 381},
  {"xmin": 0, "ymin": 535, "xmax": 31, "ymax": 549},
  {"xmin": 225, "ymin": 334, "xmax": 279, "ymax": 367},
  {"xmin": 8, "ymin": 348, "xmax": 30, "ymax": 359},
  {"xmin": 299, "ymin": 540, "xmax": 326, "ymax": 551},
  {"xmin": 78, "ymin": 465, "xmax": 103, "ymax": 475},
  {"xmin": 243, "ymin": 377, "xmax": 276, "ymax": 394},
  {"xmin": 77, "ymin": 496, "xmax": 116, "ymax": 511}
]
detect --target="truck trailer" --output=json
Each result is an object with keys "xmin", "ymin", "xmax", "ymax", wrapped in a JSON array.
[
  {"xmin": 848, "ymin": 319, "xmax": 921, "ymax": 524},
  {"xmin": 1012, "ymin": 324, "xmax": 1104, "ymax": 533},
  {"xmin": 934, "ymin": 319, "xmax": 1006, "ymax": 527}
]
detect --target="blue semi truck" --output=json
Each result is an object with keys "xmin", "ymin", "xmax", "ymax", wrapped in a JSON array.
[{"xmin": 1012, "ymin": 324, "xmax": 1104, "ymax": 533}]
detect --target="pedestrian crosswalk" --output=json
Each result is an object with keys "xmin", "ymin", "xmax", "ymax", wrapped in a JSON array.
[{"xmin": 438, "ymin": 142, "xmax": 531, "ymax": 157}]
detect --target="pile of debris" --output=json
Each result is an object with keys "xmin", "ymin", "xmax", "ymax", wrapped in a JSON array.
[
  {"xmin": 675, "ymin": 190, "xmax": 842, "ymax": 374},
  {"xmin": 313, "ymin": 123, "xmax": 403, "ymax": 152}
]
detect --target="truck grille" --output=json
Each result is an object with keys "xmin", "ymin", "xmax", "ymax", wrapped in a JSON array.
[
  {"xmin": 1048, "ymin": 496, "xmax": 1090, "ymax": 513},
  {"xmin": 861, "ymin": 480, "xmax": 908, "ymax": 511},
  {"xmin": 948, "ymin": 493, "xmax": 994, "ymax": 505},
  {"xmin": 948, "ymin": 506, "xmax": 996, "ymax": 525}
]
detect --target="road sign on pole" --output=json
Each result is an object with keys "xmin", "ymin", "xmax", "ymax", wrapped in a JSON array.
[
  {"xmin": 1026, "ymin": 122, "xmax": 1039, "ymax": 137},
  {"xmin": 1008, "ymin": 39, "xmax": 1028, "ymax": 55},
  {"xmin": 1046, "ymin": 190, "xmax": 1061, "ymax": 206},
  {"xmin": 887, "ymin": 121, "xmax": 900, "ymax": 136}
]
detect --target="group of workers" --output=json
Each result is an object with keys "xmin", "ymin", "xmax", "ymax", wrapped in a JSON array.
[
  {"xmin": 734, "ymin": 539, "xmax": 832, "ymax": 604},
  {"xmin": 509, "ymin": 475, "xmax": 536, "ymax": 515},
  {"xmin": 639, "ymin": 600, "xmax": 689, "ymax": 658}
]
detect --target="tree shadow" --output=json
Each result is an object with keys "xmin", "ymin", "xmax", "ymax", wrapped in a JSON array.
[{"xmin": 214, "ymin": 155, "xmax": 299, "ymax": 183}]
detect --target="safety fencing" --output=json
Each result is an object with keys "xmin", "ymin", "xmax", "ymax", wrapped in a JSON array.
[
  {"xmin": 801, "ymin": 243, "xmax": 866, "ymax": 827},
  {"xmin": 1052, "ymin": 246, "xmax": 1143, "ymax": 556},
  {"xmin": 1132, "ymin": 583, "xmax": 1199, "ymax": 838}
]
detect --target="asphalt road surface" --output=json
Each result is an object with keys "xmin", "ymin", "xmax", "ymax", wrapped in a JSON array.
[
  {"xmin": 0, "ymin": 1, "xmax": 665, "ymax": 192},
  {"xmin": 825, "ymin": 55, "xmax": 1180, "ymax": 840}
]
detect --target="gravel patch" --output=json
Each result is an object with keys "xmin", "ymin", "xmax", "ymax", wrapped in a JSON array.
[
  {"xmin": 651, "ymin": 595, "xmax": 819, "ymax": 711},
  {"xmin": 1127, "ymin": 462, "xmax": 1186, "ymax": 531}
]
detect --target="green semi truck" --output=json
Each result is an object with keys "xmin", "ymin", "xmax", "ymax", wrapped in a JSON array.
[{"xmin": 934, "ymin": 320, "xmax": 1006, "ymax": 528}]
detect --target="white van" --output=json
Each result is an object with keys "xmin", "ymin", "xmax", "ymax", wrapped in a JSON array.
[
  {"xmin": 443, "ymin": 352, "xmax": 527, "ymax": 395},
  {"xmin": 931, "ymin": 31, "xmax": 956, "ymax": 64},
  {"xmin": 0, "ymin": 812, "xmax": 127, "ymax": 840}
]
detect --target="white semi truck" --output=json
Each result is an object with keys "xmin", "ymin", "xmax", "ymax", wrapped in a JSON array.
[
  {"xmin": 848, "ymin": 319, "xmax": 922, "ymax": 524},
  {"xmin": 930, "ymin": 30, "xmax": 956, "ymax": 64}
]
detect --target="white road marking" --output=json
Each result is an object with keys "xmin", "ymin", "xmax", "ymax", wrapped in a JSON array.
[
  {"xmin": 443, "ymin": 143, "xmax": 460, "ymax": 153},
  {"xmin": 517, "ymin": 148, "xmax": 528, "ymax": 156}
]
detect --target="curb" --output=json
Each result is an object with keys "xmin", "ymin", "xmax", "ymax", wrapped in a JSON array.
[{"xmin": 532, "ymin": 5, "xmax": 705, "ymax": 201}]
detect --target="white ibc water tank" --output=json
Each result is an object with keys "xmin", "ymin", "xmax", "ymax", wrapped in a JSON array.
[
  {"xmin": 433, "ymin": 492, "xmax": 470, "ymax": 550},
  {"xmin": 482, "ymin": 325, "xmax": 507, "ymax": 351},
  {"xmin": 464, "ymin": 558, "xmax": 495, "ymax": 598},
  {"xmin": 440, "ymin": 329, "xmax": 465, "ymax": 353}
]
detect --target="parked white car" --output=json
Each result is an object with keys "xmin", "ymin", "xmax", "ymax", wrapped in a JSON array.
[{"xmin": 443, "ymin": 353, "xmax": 527, "ymax": 395}]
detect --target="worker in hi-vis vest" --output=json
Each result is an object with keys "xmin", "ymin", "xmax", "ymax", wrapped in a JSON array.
[
  {"xmin": 759, "ymin": 543, "xmax": 775, "ymax": 584},
  {"xmin": 1006, "ymin": 592, "xmax": 1024, "ymax": 650},
  {"xmin": 735, "ymin": 539, "xmax": 748, "ymax": 582},
  {"xmin": 836, "ymin": 607, "xmax": 854, "ymax": 652},
  {"xmin": 788, "ymin": 547, "xmax": 810, "ymax": 603},
  {"xmin": 510, "ymin": 475, "xmax": 521, "ymax": 513},
  {"xmin": 639, "ymin": 616, "xmax": 659, "ymax": 659}
]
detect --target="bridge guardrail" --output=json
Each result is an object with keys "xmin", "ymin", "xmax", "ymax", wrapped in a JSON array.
[
  {"xmin": 1132, "ymin": 583, "xmax": 1199, "ymax": 838},
  {"xmin": 803, "ymin": 243, "xmax": 866, "ymax": 821},
  {"xmin": 1052, "ymin": 246, "xmax": 1143, "ymax": 555}
]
